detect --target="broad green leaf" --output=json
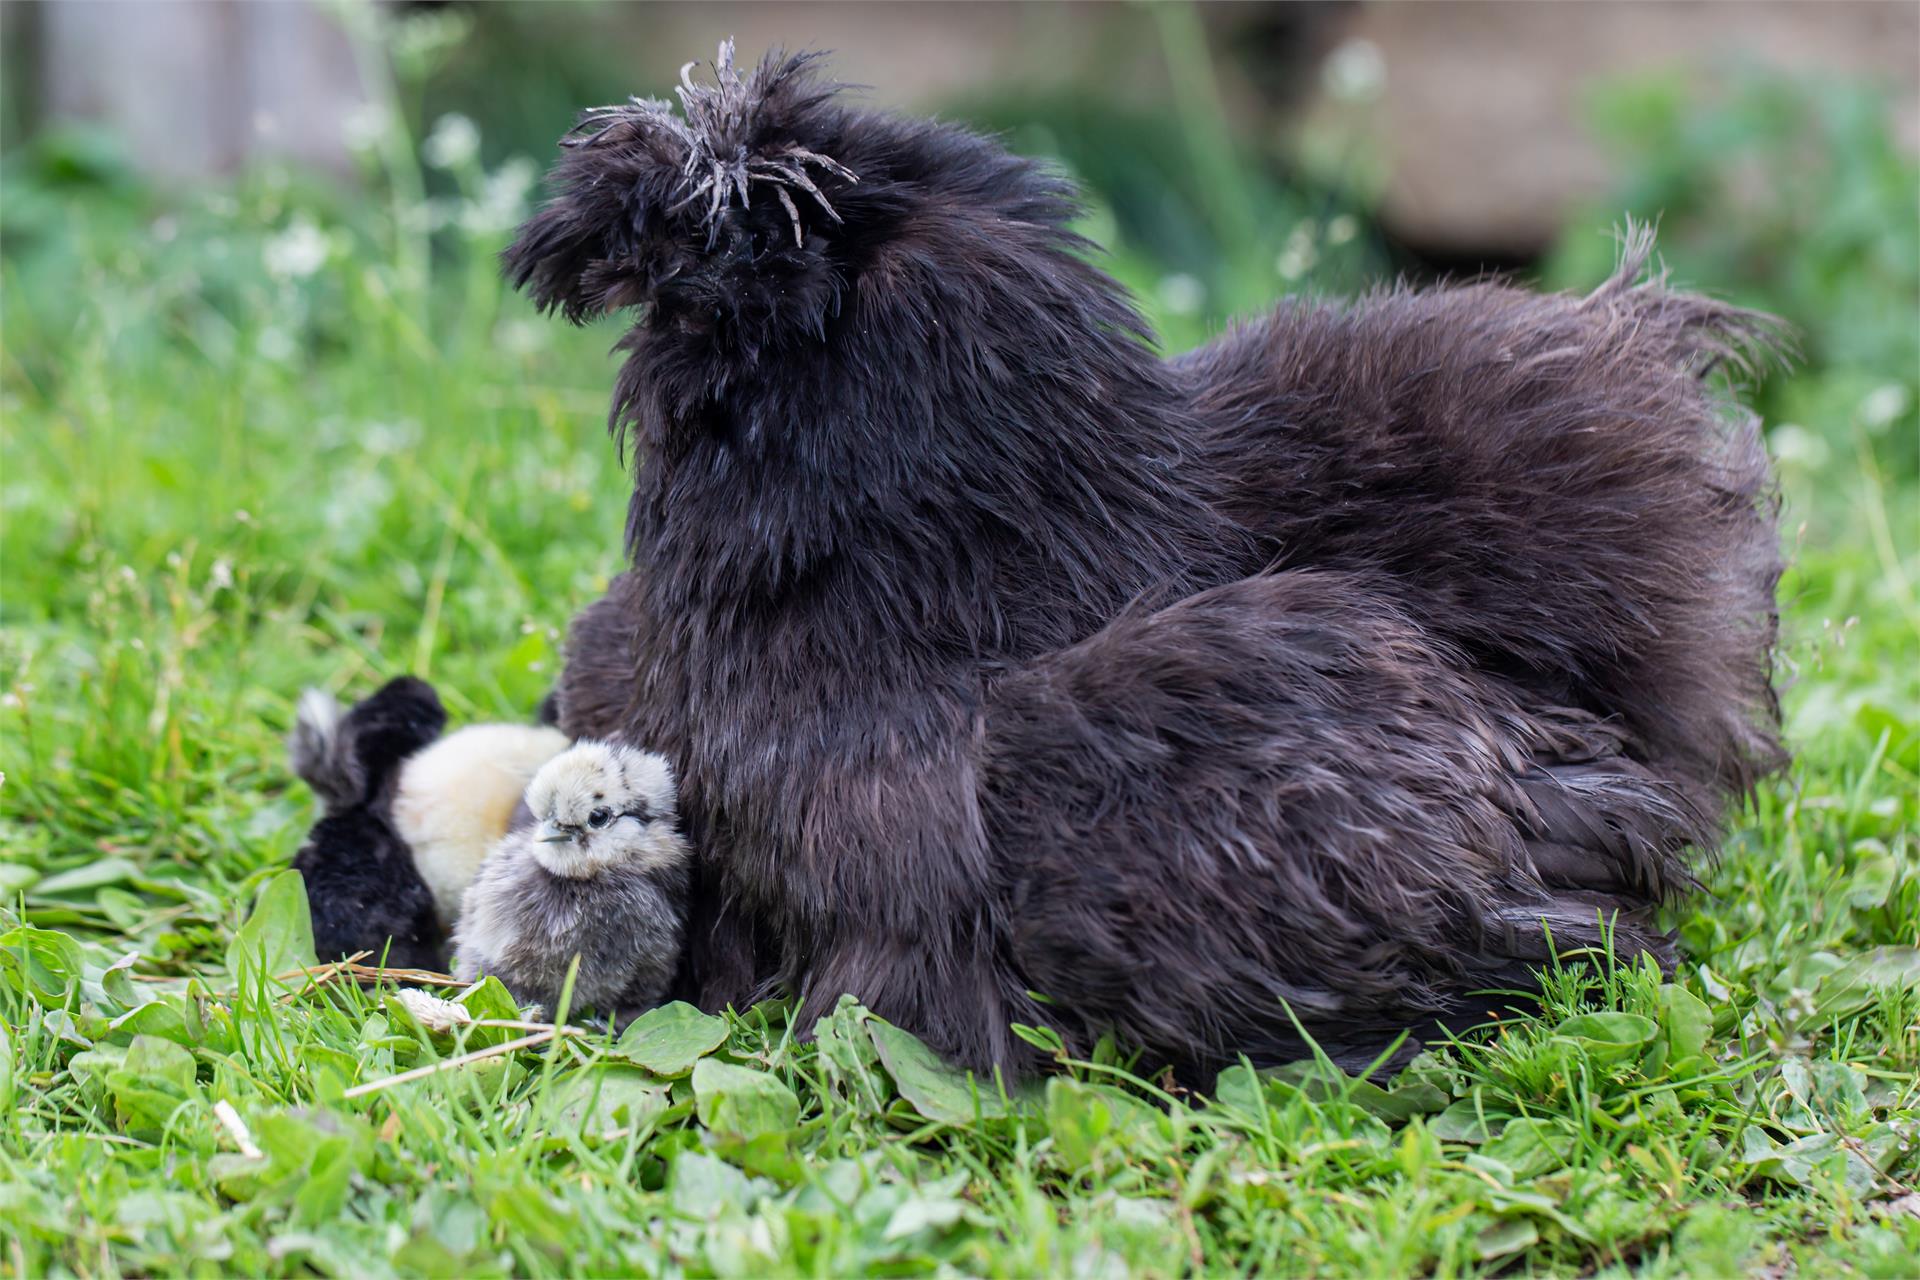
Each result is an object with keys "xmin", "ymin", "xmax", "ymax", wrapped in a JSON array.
[
  {"xmin": 224, "ymin": 870, "xmax": 316, "ymax": 986},
  {"xmin": 32, "ymin": 857, "xmax": 142, "ymax": 896},
  {"xmin": 455, "ymin": 974, "xmax": 523, "ymax": 1022},
  {"xmin": 0, "ymin": 923, "xmax": 86, "ymax": 1006},
  {"xmin": 1474, "ymin": 1218, "xmax": 1539, "ymax": 1260},
  {"xmin": 223, "ymin": 1107, "xmax": 375, "ymax": 1222},
  {"xmin": 121, "ymin": 1032, "xmax": 196, "ymax": 1089},
  {"xmin": 553, "ymin": 1065, "xmax": 670, "ymax": 1141},
  {"xmin": 486, "ymin": 1186, "xmax": 578, "ymax": 1253},
  {"xmin": 670, "ymin": 1151, "xmax": 766, "ymax": 1218},
  {"xmin": 716, "ymin": 1131, "xmax": 809, "ymax": 1185},
  {"xmin": 813, "ymin": 995, "xmax": 891, "ymax": 1115},
  {"xmin": 106, "ymin": 1034, "xmax": 199, "ymax": 1135},
  {"xmin": 1429, "ymin": 1097, "xmax": 1512, "ymax": 1144},
  {"xmin": 1843, "ymin": 846, "xmax": 1897, "ymax": 909},
  {"xmin": 1266, "ymin": 1059, "xmax": 1423, "ymax": 1121},
  {"xmin": 105, "ymin": 997, "xmax": 194, "ymax": 1046},
  {"xmin": 298, "ymin": 1045, "xmax": 364, "ymax": 1099},
  {"xmin": 295, "ymin": 1137, "xmax": 357, "ymax": 1225},
  {"xmin": 1381, "ymin": 1078, "xmax": 1451, "ymax": 1118},
  {"xmin": 98, "ymin": 952, "xmax": 139, "ymax": 1010},
  {"xmin": 1046, "ymin": 1079, "xmax": 1113, "ymax": 1172},
  {"xmin": 1810, "ymin": 947, "xmax": 1920, "ymax": 1020},
  {"xmin": 615, "ymin": 1000, "xmax": 729, "ymax": 1075},
  {"xmin": 1481, "ymin": 1117, "xmax": 1573, "ymax": 1179},
  {"xmin": 1551, "ymin": 1012, "xmax": 1657, "ymax": 1063},
  {"xmin": 96, "ymin": 888, "xmax": 152, "ymax": 931},
  {"xmin": 69, "ymin": 1043, "xmax": 129, "ymax": 1085},
  {"xmin": 692, "ymin": 1058, "xmax": 800, "ymax": 1140},
  {"xmin": 882, "ymin": 1194, "xmax": 969, "ymax": 1241},
  {"xmin": 0, "ymin": 863, "xmax": 42, "ymax": 896},
  {"xmin": 1655, "ymin": 983, "xmax": 1713, "ymax": 1069},
  {"xmin": 115, "ymin": 1190, "xmax": 212, "ymax": 1237},
  {"xmin": 1045, "ymin": 1079, "xmax": 1169, "ymax": 1172},
  {"xmin": 1738, "ymin": 1128, "xmax": 1878, "ymax": 1194},
  {"xmin": 868, "ymin": 1018, "xmax": 1006, "ymax": 1124},
  {"xmin": 1212, "ymin": 1063, "xmax": 1266, "ymax": 1115}
]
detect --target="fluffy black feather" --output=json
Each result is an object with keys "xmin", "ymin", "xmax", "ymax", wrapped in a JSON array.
[
  {"xmin": 288, "ymin": 677, "xmax": 448, "ymax": 971},
  {"xmin": 510, "ymin": 48, "xmax": 1785, "ymax": 1077}
]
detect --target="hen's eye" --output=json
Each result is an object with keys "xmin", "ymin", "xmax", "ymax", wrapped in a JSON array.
[{"xmin": 587, "ymin": 807, "xmax": 614, "ymax": 830}]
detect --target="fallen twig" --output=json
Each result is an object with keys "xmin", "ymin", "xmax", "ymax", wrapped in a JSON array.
[
  {"xmin": 339, "ymin": 959, "xmax": 461, "ymax": 986},
  {"xmin": 271, "ymin": 951, "xmax": 373, "ymax": 1004},
  {"xmin": 213, "ymin": 1099, "xmax": 263, "ymax": 1159},
  {"xmin": 216, "ymin": 954, "xmax": 462, "ymax": 1002},
  {"xmin": 340, "ymin": 1025, "xmax": 584, "ymax": 1100}
]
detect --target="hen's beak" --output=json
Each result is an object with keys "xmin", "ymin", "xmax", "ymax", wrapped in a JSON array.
[{"xmin": 535, "ymin": 821, "xmax": 572, "ymax": 845}]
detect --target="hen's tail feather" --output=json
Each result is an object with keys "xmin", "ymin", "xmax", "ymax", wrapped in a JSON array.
[
  {"xmin": 1181, "ymin": 227, "xmax": 1789, "ymax": 831},
  {"xmin": 1588, "ymin": 218, "xmax": 1797, "ymax": 384}
]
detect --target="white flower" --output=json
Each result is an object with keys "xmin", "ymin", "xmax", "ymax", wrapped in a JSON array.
[
  {"xmin": 1276, "ymin": 224, "xmax": 1320, "ymax": 282},
  {"xmin": 256, "ymin": 327, "xmax": 297, "ymax": 364},
  {"xmin": 1158, "ymin": 273, "xmax": 1206, "ymax": 317},
  {"xmin": 460, "ymin": 157, "xmax": 537, "ymax": 236},
  {"xmin": 423, "ymin": 113, "xmax": 481, "ymax": 171},
  {"xmin": 1858, "ymin": 383, "xmax": 1910, "ymax": 432},
  {"xmin": 342, "ymin": 103, "xmax": 391, "ymax": 154},
  {"xmin": 1768, "ymin": 423, "xmax": 1830, "ymax": 470},
  {"xmin": 1323, "ymin": 39, "xmax": 1386, "ymax": 105},
  {"xmin": 362, "ymin": 419, "xmax": 422, "ymax": 457},
  {"xmin": 263, "ymin": 218, "xmax": 329, "ymax": 281},
  {"xmin": 496, "ymin": 319, "xmax": 546, "ymax": 356}
]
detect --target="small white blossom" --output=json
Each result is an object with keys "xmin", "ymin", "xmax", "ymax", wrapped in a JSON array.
[
  {"xmin": 461, "ymin": 157, "xmax": 536, "ymax": 236},
  {"xmin": 1858, "ymin": 383, "xmax": 1910, "ymax": 432},
  {"xmin": 1277, "ymin": 224, "xmax": 1320, "ymax": 282},
  {"xmin": 256, "ymin": 327, "xmax": 297, "ymax": 364},
  {"xmin": 1158, "ymin": 273, "xmax": 1205, "ymax": 317},
  {"xmin": 423, "ymin": 113, "xmax": 481, "ymax": 171},
  {"xmin": 342, "ymin": 103, "xmax": 391, "ymax": 154},
  {"xmin": 497, "ymin": 319, "xmax": 547, "ymax": 356},
  {"xmin": 1323, "ymin": 39, "xmax": 1386, "ymax": 104},
  {"xmin": 263, "ymin": 218, "xmax": 329, "ymax": 281}
]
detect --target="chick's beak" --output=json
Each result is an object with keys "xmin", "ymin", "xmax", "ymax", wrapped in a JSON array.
[{"xmin": 535, "ymin": 820, "xmax": 572, "ymax": 845}]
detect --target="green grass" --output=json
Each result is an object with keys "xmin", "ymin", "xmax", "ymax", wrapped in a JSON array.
[{"xmin": 3, "ymin": 114, "xmax": 1919, "ymax": 1279}]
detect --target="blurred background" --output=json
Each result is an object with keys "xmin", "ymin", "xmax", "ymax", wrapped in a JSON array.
[
  {"xmin": 5, "ymin": 1, "xmax": 1915, "ymax": 447},
  {"xmin": 1, "ymin": 1, "xmax": 1915, "ymax": 792}
]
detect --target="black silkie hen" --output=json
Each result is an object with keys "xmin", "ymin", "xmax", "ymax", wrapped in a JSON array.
[{"xmin": 506, "ymin": 45, "xmax": 1784, "ymax": 1077}]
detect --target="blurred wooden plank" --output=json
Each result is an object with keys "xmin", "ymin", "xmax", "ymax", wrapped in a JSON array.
[{"xmin": 39, "ymin": 0, "xmax": 365, "ymax": 180}]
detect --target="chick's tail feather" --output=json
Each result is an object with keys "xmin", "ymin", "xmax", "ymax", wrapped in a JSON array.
[{"xmin": 288, "ymin": 689, "xmax": 358, "ymax": 810}]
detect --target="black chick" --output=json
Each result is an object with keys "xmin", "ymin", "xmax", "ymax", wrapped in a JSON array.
[{"xmin": 286, "ymin": 676, "xmax": 448, "ymax": 971}]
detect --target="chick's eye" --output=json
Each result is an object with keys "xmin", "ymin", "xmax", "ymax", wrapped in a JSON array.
[{"xmin": 587, "ymin": 807, "xmax": 613, "ymax": 830}]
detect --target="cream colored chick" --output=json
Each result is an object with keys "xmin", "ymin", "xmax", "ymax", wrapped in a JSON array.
[
  {"xmin": 452, "ymin": 741, "xmax": 690, "ymax": 1019},
  {"xmin": 391, "ymin": 722, "xmax": 570, "ymax": 925}
]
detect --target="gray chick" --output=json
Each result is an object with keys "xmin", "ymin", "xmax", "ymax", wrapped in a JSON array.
[{"xmin": 452, "ymin": 740, "xmax": 690, "ymax": 1021}]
